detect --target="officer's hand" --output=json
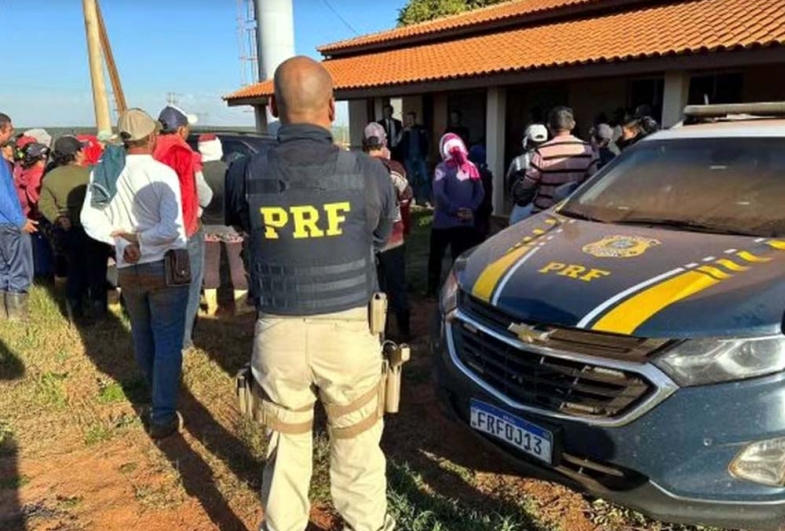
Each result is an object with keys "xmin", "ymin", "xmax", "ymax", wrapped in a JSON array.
[
  {"xmin": 22, "ymin": 219, "xmax": 38, "ymax": 234},
  {"xmin": 123, "ymin": 243, "xmax": 141, "ymax": 264}
]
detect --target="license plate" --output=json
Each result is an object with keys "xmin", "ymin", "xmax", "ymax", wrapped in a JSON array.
[{"xmin": 470, "ymin": 399, "xmax": 553, "ymax": 465}]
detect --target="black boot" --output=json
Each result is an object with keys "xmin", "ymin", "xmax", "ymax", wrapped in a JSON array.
[
  {"xmin": 6, "ymin": 292, "xmax": 29, "ymax": 322},
  {"xmin": 0, "ymin": 291, "xmax": 8, "ymax": 320}
]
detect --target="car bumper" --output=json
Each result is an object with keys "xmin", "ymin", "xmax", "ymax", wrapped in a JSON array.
[{"xmin": 432, "ymin": 311, "xmax": 785, "ymax": 531}]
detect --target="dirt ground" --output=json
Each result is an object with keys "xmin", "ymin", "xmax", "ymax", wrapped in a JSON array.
[{"xmin": 0, "ymin": 266, "xmax": 727, "ymax": 531}]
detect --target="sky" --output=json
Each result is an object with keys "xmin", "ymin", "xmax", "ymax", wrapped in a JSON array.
[{"xmin": 0, "ymin": 0, "xmax": 406, "ymax": 128}]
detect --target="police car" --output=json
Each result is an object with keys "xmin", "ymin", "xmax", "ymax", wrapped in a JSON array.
[{"xmin": 433, "ymin": 103, "xmax": 785, "ymax": 530}]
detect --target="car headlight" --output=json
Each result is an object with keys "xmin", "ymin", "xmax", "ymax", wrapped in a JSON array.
[
  {"xmin": 654, "ymin": 336, "xmax": 785, "ymax": 387},
  {"xmin": 440, "ymin": 268, "xmax": 459, "ymax": 315}
]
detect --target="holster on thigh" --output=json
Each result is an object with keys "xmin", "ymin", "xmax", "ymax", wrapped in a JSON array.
[{"xmin": 236, "ymin": 364, "xmax": 314, "ymax": 435}]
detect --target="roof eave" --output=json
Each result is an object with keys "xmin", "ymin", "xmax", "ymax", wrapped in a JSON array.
[{"xmin": 319, "ymin": 0, "xmax": 658, "ymax": 58}]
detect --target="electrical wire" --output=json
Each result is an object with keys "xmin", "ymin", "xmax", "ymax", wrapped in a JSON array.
[{"xmin": 320, "ymin": 0, "xmax": 360, "ymax": 36}]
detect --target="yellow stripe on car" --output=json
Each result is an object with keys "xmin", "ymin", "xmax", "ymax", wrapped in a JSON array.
[
  {"xmin": 592, "ymin": 270, "xmax": 721, "ymax": 334},
  {"xmin": 471, "ymin": 224, "xmax": 557, "ymax": 302},
  {"xmin": 472, "ymin": 243, "xmax": 536, "ymax": 302},
  {"xmin": 589, "ymin": 242, "xmax": 785, "ymax": 334}
]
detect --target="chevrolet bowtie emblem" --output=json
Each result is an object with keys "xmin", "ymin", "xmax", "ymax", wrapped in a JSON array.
[{"xmin": 508, "ymin": 322, "xmax": 555, "ymax": 344}]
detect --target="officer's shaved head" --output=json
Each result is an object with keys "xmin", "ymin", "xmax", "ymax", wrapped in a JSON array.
[{"xmin": 271, "ymin": 56, "xmax": 335, "ymax": 128}]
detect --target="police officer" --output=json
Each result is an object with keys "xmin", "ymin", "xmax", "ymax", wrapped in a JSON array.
[{"xmin": 228, "ymin": 56, "xmax": 397, "ymax": 531}]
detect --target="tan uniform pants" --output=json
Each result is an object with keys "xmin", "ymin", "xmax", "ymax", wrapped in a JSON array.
[{"xmin": 251, "ymin": 307, "xmax": 394, "ymax": 531}]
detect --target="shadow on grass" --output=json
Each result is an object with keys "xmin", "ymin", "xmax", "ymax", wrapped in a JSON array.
[
  {"xmin": 0, "ymin": 337, "xmax": 24, "ymax": 531},
  {"xmin": 40, "ymin": 284, "xmax": 261, "ymax": 531}
]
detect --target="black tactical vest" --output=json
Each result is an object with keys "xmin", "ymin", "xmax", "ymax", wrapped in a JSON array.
[{"xmin": 246, "ymin": 149, "xmax": 377, "ymax": 315}]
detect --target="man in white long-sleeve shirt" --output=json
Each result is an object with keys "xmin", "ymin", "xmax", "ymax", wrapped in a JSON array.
[{"xmin": 81, "ymin": 108, "xmax": 190, "ymax": 439}]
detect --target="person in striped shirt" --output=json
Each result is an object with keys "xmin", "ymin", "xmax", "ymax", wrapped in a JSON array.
[{"xmin": 513, "ymin": 106, "xmax": 598, "ymax": 212}]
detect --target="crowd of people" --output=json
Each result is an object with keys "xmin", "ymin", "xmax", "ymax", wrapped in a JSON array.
[
  {"xmin": 370, "ymin": 102, "xmax": 660, "ymax": 300},
  {"xmin": 0, "ymin": 51, "xmax": 665, "ymax": 530}
]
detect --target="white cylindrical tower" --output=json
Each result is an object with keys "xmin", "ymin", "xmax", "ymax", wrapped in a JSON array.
[{"xmin": 254, "ymin": 0, "xmax": 295, "ymax": 131}]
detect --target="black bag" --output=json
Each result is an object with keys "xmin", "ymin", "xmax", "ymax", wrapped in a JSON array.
[{"xmin": 164, "ymin": 248, "xmax": 191, "ymax": 287}]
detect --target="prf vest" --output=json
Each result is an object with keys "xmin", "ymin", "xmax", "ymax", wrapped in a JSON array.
[{"xmin": 246, "ymin": 149, "xmax": 377, "ymax": 316}]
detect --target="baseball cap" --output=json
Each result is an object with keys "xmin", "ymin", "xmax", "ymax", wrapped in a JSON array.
[
  {"xmin": 54, "ymin": 135, "xmax": 87, "ymax": 157},
  {"xmin": 16, "ymin": 135, "xmax": 36, "ymax": 150},
  {"xmin": 525, "ymin": 124, "xmax": 548, "ymax": 143},
  {"xmin": 23, "ymin": 128, "xmax": 52, "ymax": 148},
  {"xmin": 593, "ymin": 123, "xmax": 614, "ymax": 142},
  {"xmin": 158, "ymin": 105, "xmax": 198, "ymax": 133},
  {"xmin": 24, "ymin": 142, "xmax": 49, "ymax": 160},
  {"xmin": 118, "ymin": 108, "xmax": 159, "ymax": 141},
  {"xmin": 363, "ymin": 122, "xmax": 387, "ymax": 147}
]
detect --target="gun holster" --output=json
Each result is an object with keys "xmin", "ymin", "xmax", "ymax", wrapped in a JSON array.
[
  {"xmin": 369, "ymin": 292, "xmax": 388, "ymax": 336},
  {"xmin": 236, "ymin": 364, "xmax": 255, "ymax": 419},
  {"xmin": 382, "ymin": 342, "xmax": 411, "ymax": 414}
]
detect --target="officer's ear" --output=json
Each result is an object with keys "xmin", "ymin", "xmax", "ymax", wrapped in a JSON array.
[
  {"xmin": 270, "ymin": 96, "xmax": 280, "ymax": 119},
  {"xmin": 328, "ymin": 98, "xmax": 336, "ymax": 124}
]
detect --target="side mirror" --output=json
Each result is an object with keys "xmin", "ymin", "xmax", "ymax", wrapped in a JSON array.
[{"xmin": 553, "ymin": 182, "xmax": 580, "ymax": 203}]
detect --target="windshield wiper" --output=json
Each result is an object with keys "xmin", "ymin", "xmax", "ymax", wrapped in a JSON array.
[{"xmin": 614, "ymin": 218, "xmax": 762, "ymax": 237}]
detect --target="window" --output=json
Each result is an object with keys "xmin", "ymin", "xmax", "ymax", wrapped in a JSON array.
[
  {"xmin": 688, "ymin": 73, "xmax": 744, "ymax": 105},
  {"xmin": 628, "ymin": 78, "xmax": 664, "ymax": 122}
]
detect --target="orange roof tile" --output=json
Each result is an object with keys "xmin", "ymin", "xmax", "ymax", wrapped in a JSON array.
[
  {"xmin": 319, "ymin": 0, "xmax": 600, "ymax": 55},
  {"xmin": 226, "ymin": 0, "xmax": 785, "ymax": 102}
]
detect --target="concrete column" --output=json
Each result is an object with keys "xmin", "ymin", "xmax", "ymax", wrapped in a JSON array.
[
  {"xmin": 486, "ymin": 87, "xmax": 507, "ymax": 215},
  {"xmin": 255, "ymin": 105, "xmax": 269, "ymax": 134},
  {"xmin": 662, "ymin": 71, "xmax": 690, "ymax": 128},
  {"xmin": 349, "ymin": 99, "xmax": 369, "ymax": 150}
]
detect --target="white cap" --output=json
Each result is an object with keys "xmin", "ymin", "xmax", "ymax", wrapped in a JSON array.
[{"xmin": 525, "ymin": 124, "xmax": 548, "ymax": 143}]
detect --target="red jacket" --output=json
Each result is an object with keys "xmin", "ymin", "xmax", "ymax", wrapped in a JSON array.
[
  {"xmin": 154, "ymin": 135, "xmax": 200, "ymax": 237},
  {"xmin": 14, "ymin": 164, "xmax": 44, "ymax": 219}
]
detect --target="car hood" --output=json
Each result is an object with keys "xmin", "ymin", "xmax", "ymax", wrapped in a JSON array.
[{"xmin": 460, "ymin": 213, "xmax": 785, "ymax": 338}]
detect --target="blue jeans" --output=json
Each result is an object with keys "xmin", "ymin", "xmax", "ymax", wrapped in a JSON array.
[
  {"xmin": 510, "ymin": 203, "xmax": 534, "ymax": 225},
  {"xmin": 0, "ymin": 225, "xmax": 33, "ymax": 293},
  {"xmin": 184, "ymin": 227, "xmax": 205, "ymax": 348},
  {"xmin": 119, "ymin": 260, "xmax": 189, "ymax": 426},
  {"xmin": 404, "ymin": 158, "xmax": 431, "ymax": 205}
]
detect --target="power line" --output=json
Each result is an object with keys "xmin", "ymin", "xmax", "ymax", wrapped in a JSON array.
[{"xmin": 320, "ymin": 0, "xmax": 360, "ymax": 36}]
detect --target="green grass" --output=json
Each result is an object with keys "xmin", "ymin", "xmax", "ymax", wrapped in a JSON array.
[
  {"xmin": 96, "ymin": 379, "xmax": 126, "ymax": 404},
  {"xmin": 387, "ymin": 462, "xmax": 547, "ymax": 531},
  {"xmin": 34, "ymin": 371, "xmax": 69, "ymax": 409}
]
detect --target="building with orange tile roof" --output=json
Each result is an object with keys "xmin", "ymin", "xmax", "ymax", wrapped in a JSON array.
[{"xmin": 226, "ymin": 0, "xmax": 785, "ymax": 213}]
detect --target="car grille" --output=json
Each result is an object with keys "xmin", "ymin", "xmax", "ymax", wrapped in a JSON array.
[
  {"xmin": 460, "ymin": 294, "xmax": 671, "ymax": 363},
  {"xmin": 451, "ymin": 320, "xmax": 657, "ymax": 420}
]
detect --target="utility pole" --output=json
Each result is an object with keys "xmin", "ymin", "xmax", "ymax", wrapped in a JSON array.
[
  {"xmin": 96, "ymin": 0, "xmax": 127, "ymax": 114},
  {"xmin": 82, "ymin": 0, "xmax": 112, "ymax": 135}
]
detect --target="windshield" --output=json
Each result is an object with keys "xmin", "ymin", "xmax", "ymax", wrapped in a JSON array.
[{"xmin": 561, "ymin": 137, "xmax": 785, "ymax": 237}]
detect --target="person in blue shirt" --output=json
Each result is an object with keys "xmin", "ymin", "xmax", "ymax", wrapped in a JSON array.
[{"xmin": 0, "ymin": 113, "xmax": 37, "ymax": 321}]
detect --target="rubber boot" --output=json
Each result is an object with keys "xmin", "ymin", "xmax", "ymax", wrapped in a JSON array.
[
  {"xmin": 204, "ymin": 289, "xmax": 219, "ymax": 317},
  {"xmin": 0, "ymin": 291, "xmax": 8, "ymax": 320},
  {"xmin": 6, "ymin": 292, "xmax": 29, "ymax": 322}
]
